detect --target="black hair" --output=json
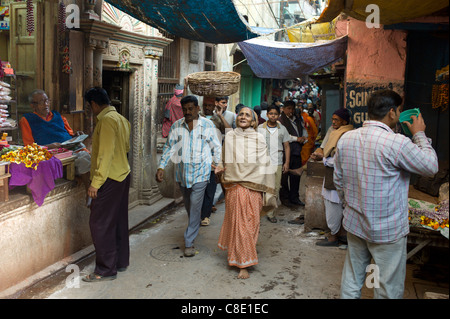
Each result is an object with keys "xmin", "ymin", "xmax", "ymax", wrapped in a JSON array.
[
  {"xmin": 235, "ymin": 103, "xmax": 245, "ymax": 114},
  {"xmin": 260, "ymin": 101, "xmax": 268, "ymax": 110},
  {"xmin": 267, "ymin": 104, "xmax": 280, "ymax": 114},
  {"xmin": 283, "ymin": 100, "xmax": 296, "ymax": 109},
  {"xmin": 180, "ymin": 95, "xmax": 199, "ymax": 107},
  {"xmin": 367, "ymin": 90, "xmax": 403, "ymax": 121},
  {"xmin": 253, "ymin": 105, "xmax": 261, "ymax": 116},
  {"xmin": 215, "ymin": 96, "xmax": 229, "ymax": 102},
  {"xmin": 84, "ymin": 87, "xmax": 111, "ymax": 106}
]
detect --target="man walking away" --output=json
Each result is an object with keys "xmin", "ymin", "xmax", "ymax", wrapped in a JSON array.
[{"xmin": 334, "ymin": 90, "xmax": 438, "ymax": 298}]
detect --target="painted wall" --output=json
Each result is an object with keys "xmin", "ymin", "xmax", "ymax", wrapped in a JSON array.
[
  {"xmin": 343, "ymin": 18, "xmax": 407, "ymax": 126},
  {"xmin": 0, "ymin": 184, "xmax": 91, "ymax": 292}
]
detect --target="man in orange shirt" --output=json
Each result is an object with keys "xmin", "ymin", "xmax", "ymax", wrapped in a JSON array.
[
  {"xmin": 20, "ymin": 89, "xmax": 77, "ymax": 149},
  {"xmin": 19, "ymin": 89, "xmax": 91, "ymax": 183}
]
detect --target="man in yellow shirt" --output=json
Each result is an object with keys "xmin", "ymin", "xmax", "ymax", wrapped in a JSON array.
[{"xmin": 82, "ymin": 87, "xmax": 131, "ymax": 282}]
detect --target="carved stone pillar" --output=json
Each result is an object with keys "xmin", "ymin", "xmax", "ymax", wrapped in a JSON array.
[
  {"xmin": 93, "ymin": 40, "xmax": 108, "ymax": 87},
  {"xmin": 84, "ymin": 40, "xmax": 96, "ymax": 136},
  {"xmin": 138, "ymin": 48, "xmax": 163, "ymax": 205}
]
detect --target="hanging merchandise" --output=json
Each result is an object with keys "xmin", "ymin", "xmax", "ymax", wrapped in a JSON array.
[
  {"xmin": 61, "ymin": 45, "xmax": 71, "ymax": 74},
  {"xmin": 432, "ymin": 65, "xmax": 449, "ymax": 112},
  {"xmin": 58, "ymin": 1, "xmax": 71, "ymax": 74},
  {"xmin": 58, "ymin": 1, "xmax": 67, "ymax": 48},
  {"xmin": 26, "ymin": 0, "xmax": 34, "ymax": 36}
]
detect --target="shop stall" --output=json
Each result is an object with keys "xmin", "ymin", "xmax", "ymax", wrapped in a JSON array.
[{"xmin": 407, "ymin": 186, "xmax": 449, "ymax": 261}]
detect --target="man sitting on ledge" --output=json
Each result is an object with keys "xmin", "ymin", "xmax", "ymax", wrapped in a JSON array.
[{"xmin": 19, "ymin": 89, "xmax": 91, "ymax": 187}]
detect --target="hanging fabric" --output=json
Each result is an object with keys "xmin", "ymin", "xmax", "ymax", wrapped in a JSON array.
[
  {"xmin": 105, "ymin": 0, "xmax": 276, "ymax": 43},
  {"xmin": 238, "ymin": 36, "xmax": 348, "ymax": 79}
]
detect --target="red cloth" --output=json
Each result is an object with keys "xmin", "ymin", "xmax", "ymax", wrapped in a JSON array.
[{"xmin": 162, "ymin": 95, "xmax": 183, "ymax": 138}]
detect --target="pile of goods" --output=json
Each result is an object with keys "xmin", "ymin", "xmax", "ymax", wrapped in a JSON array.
[
  {"xmin": 48, "ymin": 147, "xmax": 72, "ymax": 160},
  {"xmin": 0, "ymin": 144, "xmax": 21, "ymax": 156},
  {"xmin": 1, "ymin": 143, "xmax": 52, "ymax": 170},
  {"xmin": 409, "ymin": 198, "xmax": 449, "ymax": 238},
  {"xmin": 0, "ymin": 79, "xmax": 15, "ymax": 129}
]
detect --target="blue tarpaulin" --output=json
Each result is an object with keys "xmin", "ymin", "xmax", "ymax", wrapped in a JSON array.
[
  {"xmin": 105, "ymin": 0, "xmax": 275, "ymax": 43},
  {"xmin": 238, "ymin": 36, "xmax": 348, "ymax": 79}
]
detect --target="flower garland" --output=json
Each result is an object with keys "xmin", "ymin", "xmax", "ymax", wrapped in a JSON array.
[
  {"xmin": 1, "ymin": 143, "xmax": 52, "ymax": 170},
  {"xmin": 26, "ymin": 0, "xmax": 34, "ymax": 36},
  {"xmin": 409, "ymin": 199, "xmax": 449, "ymax": 230}
]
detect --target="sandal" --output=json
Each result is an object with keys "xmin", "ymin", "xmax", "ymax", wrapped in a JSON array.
[
  {"xmin": 267, "ymin": 216, "xmax": 277, "ymax": 223},
  {"xmin": 82, "ymin": 273, "xmax": 117, "ymax": 282},
  {"xmin": 288, "ymin": 216, "xmax": 305, "ymax": 225},
  {"xmin": 201, "ymin": 217, "xmax": 210, "ymax": 226}
]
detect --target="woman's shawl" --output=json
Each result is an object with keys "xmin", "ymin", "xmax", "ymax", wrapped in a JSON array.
[{"xmin": 219, "ymin": 127, "xmax": 277, "ymax": 208}]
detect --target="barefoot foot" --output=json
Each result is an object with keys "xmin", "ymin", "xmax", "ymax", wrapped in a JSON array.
[{"xmin": 238, "ymin": 268, "xmax": 249, "ymax": 279}]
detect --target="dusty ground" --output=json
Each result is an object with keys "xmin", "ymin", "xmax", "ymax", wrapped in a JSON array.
[
  {"xmin": 14, "ymin": 201, "xmax": 349, "ymax": 299},
  {"xmin": 12, "ymin": 197, "xmax": 448, "ymax": 301}
]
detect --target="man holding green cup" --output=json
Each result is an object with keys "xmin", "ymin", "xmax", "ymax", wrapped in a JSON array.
[{"xmin": 334, "ymin": 89, "xmax": 438, "ymax": 299}]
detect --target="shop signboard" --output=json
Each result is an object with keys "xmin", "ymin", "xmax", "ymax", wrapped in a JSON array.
[{"xmin": 345, "ymin": 82, "xmax": 403, "ymax": 127}]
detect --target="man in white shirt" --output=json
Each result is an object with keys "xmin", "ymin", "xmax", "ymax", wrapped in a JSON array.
[{"xmin": 215, "ymin": 96, "xmax": 236, "ymax": 129}]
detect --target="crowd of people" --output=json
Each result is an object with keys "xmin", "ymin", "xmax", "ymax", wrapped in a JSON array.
[
  {"xmin": 156, "ymin": 84, "xmax": 439, "ymax": 299},
  {"xmin": 18, "ymin": 83, "xmax": 439, "ymax": 298}
]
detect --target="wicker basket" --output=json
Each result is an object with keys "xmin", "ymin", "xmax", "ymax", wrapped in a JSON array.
[{"xmin": 187, "ymin": 71, "xmax": 240, "ymax": 96}]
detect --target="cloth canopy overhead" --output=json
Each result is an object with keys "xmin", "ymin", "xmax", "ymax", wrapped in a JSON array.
[
  {"xmin": 105, "ymin": 0, "xmax": 275, "ymax": 43},
  {"xmin": 286, "ymin": 18, "xmax": 337, "ymax": 43},
  {"xmin": 317, "ymin": 0, "xmax": 449, "ymax": 25},
  {"xmin": 238, "ymin": 36, "xmax": 348, "ymax": 79}
]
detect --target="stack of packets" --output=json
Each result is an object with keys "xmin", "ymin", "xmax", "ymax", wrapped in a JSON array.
[{"xmin": 0, "ymin": 80, "xmax": 15, "ymax": 129}]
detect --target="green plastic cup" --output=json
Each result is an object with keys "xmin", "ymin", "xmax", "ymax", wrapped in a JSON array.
[{"xmin": 399, "ymin": 108, "xmax": 420, "ymax": 136}]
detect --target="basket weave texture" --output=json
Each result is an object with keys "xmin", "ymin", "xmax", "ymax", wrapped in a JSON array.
[{"xmin": 187, "ymin": 71, "xmax": 240, "ymax": 96}]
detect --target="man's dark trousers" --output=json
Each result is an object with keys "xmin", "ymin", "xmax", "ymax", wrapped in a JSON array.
[
  {"xmin": 201, "ymin": 171, "xmax": 217, "ymax": 220},
  {"xmin": 280, "ymin": 154, "xmax": 302, "ymax": 203},
  {"xmin": 90, "ymin": 174, "xmax": 131, "ymax": 277}
]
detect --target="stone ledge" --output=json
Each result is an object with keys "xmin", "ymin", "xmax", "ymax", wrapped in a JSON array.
[{"xmin": 0, "ymin": 179, "xmax": 78, "ymax": 220}]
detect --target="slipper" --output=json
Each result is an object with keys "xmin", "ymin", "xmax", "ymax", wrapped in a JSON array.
[
  {"xmin": 82, "ymin": 273, "xmax": 117, "ymax": 282},
  {"xmin": 267, "ymin": 216, "xmax": 277, "ymax": 223},
  {"xmin": 288, "ymin": 216, "xmax": 305, "ymax": 225}
]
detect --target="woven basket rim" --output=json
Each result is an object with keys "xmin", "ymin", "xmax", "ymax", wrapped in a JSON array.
[{"xmin": 187, "ymin": 71, "xmax": 240, "ymax": 82}]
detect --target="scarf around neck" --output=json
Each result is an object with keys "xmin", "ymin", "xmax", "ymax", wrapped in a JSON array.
[
  {"xmin": 219, "ymin": 127, "xmax": 277, "ymax": 208},
  {"xmin": 323, "ymin": 124, "xmax": 354, "ymax": 158}
]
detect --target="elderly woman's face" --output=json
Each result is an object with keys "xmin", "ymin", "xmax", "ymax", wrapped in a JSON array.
[
  {"xmin": 331, "ymin": 114, "xmax": 347, "ymax": 129},
  {"xmin": 237, "ymin": 107, "xmax": 254, "ymax": 129}
]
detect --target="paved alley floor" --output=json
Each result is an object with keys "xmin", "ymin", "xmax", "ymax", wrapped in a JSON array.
[
  {"xmin": 14, "ymin": 202, "xmax": 348, "ymax": 299},
  {"xmin": 10, "ymin": 199, "xmax": 449, "ymax": 301}
]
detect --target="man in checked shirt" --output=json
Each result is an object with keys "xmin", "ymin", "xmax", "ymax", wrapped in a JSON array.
[
  {"xmin": 334, "ymin": 90, "xmax": 438, "ymax": 299},
  {"xmin": 156, "ymin": 95, "xmax": 222, "ymax": 258}
]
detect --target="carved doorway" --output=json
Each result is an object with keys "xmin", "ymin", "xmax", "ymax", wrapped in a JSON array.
[{"xmin": 103, "ymin": 69, "xmax": 131, "ymax": 121}]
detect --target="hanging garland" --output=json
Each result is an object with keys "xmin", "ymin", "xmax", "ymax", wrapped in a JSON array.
[
  {"xmin": 58, "ymin": 1, "xmax": 66, "ymax": 48},
  {"xmin": 26, "ymin": 0, "xmax": 34, "ymax": 36},
  {"xmin": 57, "ymin": 1, "xmax": 71, "ymax": 74}
]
